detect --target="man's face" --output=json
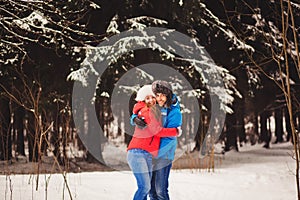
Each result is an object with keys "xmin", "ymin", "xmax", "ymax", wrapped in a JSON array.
[{"xmin": 155, "ymin": 93, "xmax": 167, "ymax": 107}]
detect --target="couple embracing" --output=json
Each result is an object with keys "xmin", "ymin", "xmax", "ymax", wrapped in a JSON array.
[{"xmin": 127, "ymin": 80, "xmax": 182, "ymax": 200}]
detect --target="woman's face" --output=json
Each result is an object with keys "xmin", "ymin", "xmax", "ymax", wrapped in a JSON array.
[
  {"xmin": 145, "ymin": 95, "xmax": 156, "ymax": 107},
  {"xmin": 155, "ymin": 93, "xmax": 167, "ymax": 107}
]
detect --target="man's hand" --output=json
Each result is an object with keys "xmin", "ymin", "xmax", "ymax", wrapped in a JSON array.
[{"xmin": 133, "ymin": 117, "xmax": 147, "ymax": 129}]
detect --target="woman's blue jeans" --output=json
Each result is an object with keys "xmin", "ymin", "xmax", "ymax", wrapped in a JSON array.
[
  {"xmin": 127, "ymin": 149, "xmax": 153, "ymax": 200},
  {"xmin": 149, "ymin": 158, "xmax": 173, "ymax": 200}
]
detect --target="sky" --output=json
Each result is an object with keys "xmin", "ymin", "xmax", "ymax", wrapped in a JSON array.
[{"xmin": 0, "ymin": 142, "xmax": 296, "ymax": 200}]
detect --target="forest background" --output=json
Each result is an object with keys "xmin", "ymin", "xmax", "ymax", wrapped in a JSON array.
[{"xmin": 0, "ymin": 0, "xmax": 300, "ymax": 199}]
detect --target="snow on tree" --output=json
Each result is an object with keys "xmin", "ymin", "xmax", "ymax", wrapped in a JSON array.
[
  {"xmin": 0, "ymin": 0, "xmax": 101, "ymax": 66},
  {"xmin": 68, "ymin": 15, "xmax": 239, "ymax": 115}
]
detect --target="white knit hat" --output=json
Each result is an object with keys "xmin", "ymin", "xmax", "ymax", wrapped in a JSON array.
[{"xmin": 135, "ymin": 85, "xmax": 155, "ymax": 101}]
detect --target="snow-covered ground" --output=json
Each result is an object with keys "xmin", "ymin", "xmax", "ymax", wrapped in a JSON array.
[{"xmin": 0, "ymin": 142, "xmax": 296, "ymax": 200}]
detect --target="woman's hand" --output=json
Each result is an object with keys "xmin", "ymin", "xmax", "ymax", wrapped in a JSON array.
[
  {"xmin": 133, "ymin": 117, "xmax": 147, "ymax": 129},
  {"xmin": 176, "ymin": 127, "xmax": 182, "ymax": 137}
]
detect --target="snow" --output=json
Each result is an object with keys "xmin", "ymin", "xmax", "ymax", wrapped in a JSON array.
[
  {"xmin": 126, "ymin": 16, "xmax": 168, "ymax": 27},
  {"xmin": 107, "ymin": 15, "xmax": 120, "ymax": 34},
  {"xmin": 13, "ymin": 11, "xmax": 48, "ymax": 31},
  {"xmin": 0, "ymin": 142, "xmax": 296, "ymax": 200}
]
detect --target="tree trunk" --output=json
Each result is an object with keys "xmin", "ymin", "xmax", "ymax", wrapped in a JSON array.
[
  {"xmin": 192, "ymin": 112, "xmax": 206, "ymax": 152},
  {"xmin": 285, "ymin": 108, "xmax": 292, "ymax": 142},
  {"xmin": 275, "ymin": 108, "xmax": 284, "ymax": 143},
  {"xmin": 26, "ymin": 111, "xmax": 39, "ymax": 162},
  {"xmin": 0, "ymin": 98, "xmax": 12, "ymax": 161},
  {"xmin": 237, "ymin": 100, "xmax": 246, "ymax": 144},
  {"xmin": 252, "ymin": 111, "xmax": 259, "ymax": 145},
  {"xmin": 14, "ymin": 106, "xmax": 25, "ymax": 156},
  {"xmin": 224, "ymin": 114, "xmax": 239, "ymax": 152},
  {"xmin": 260, "ymin": 111, "xmax": 271, "ymax": 148}
]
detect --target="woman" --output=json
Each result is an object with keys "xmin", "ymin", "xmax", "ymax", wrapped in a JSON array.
[
  {"xmin": 127, "ymin": 85, "xmax": 179, "ymax": 200},
  {"xmin": 149, "ymin": 80, "xmax": 182, "ymax": 200}
]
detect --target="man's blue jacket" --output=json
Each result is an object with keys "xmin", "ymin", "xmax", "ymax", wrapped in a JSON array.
[{"xmin": 157, "ymin": 94, "xmax": 182, "ymax": 160}]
